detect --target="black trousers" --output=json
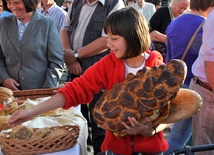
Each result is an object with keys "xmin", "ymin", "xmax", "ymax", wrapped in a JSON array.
[
  {"xmin": 81, "ymin": 91, "xmax": 106, "ymax": 155},
  {"xmin": 69, "ymin": 74, "xmax": 105, "ymax": 155}
]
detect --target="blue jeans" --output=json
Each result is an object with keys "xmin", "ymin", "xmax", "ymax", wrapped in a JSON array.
[
  {"xmin": 164, "ymin": 117, "xmax": 192, "ymax": 155},
  {"xmin": 164, "ymin": 84, "xmax": 192, "ymax": 155}
]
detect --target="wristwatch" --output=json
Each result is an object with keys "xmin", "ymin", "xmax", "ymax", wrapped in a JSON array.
[{"xmin": 74, "ymin": 50, "xmax": 79, "ymax": 59}]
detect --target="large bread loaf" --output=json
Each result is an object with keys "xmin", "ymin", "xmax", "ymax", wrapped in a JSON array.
[{"xmin": 93, "ymin": 59, "xmax": 187, "ymax": 134}]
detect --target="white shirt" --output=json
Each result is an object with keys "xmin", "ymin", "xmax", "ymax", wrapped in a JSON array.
[
  {"xmin": 192, "ymin": 10, "xmax": 214, "ymax": 83},
  {"xmin": 129, "ymin": 2, "xmax": 156, "ymax": 23},
  {"xmin": 124, "ymin": 52, "xmax": 149, "ymax": 77}
]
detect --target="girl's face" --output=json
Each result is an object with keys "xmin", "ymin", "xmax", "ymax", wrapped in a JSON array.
[
  {"xmin": 107, "ymin": 33, "xmax": 127, "ymax": 59},
  {"xmin": 6, "ymin": 0, "xmax": 26, "ymax": 18}
]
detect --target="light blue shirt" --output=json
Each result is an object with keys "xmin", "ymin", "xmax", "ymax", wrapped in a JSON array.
[
  {"xmin": 17, "ymin": 19, "xmax": 29, "ymax": 41},
  {"xmin": 0, "ymin": 11, "xmax": 13, "ymax": 18}
]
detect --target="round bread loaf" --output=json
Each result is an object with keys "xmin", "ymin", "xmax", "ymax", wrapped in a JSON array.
[
  {"xmin": 154, "ymin": 88, "xmax": 203, "ymax": 126},
  {"xmin": 10, "ymin": 125, "xmax": 33, "ymax": 140}
]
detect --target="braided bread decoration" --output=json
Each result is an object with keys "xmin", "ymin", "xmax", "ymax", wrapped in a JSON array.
[{"xmin": 93, "ymin": 59, "xmax": 187, "ymax": 136}]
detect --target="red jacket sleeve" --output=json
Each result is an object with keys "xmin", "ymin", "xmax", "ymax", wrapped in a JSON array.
[{"xmin": 145, "ymin": 50, "xmax": 164, "ymax": 67}]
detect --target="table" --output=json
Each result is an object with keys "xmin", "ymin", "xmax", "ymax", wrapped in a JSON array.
[{"xmin": 0, "ymin": 143, "xmax": 81, "ymax": 155}]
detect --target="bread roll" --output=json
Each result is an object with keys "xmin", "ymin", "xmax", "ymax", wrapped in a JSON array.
[
  {"xmin": 10, "ymin": 125, "xmax": 33, "ymax": 140},
  {"xmin": 0, "ymin": 116, "xmax": 10, "ymax": 131},
  {"xmin": 31, "ymin": 128, "xmax": 50, "ymax": 139},
  {"xmin": 40, "ymin": 109, "xmax": 63, "ymax": 117},
  {"xmin": 0, "ymin": 87, "xmax": 13, "ymax": 103}
]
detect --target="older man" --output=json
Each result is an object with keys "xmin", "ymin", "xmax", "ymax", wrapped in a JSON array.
[{"xmin": 38, "ymin": 0, "xmax": 67, "ymax": 32}]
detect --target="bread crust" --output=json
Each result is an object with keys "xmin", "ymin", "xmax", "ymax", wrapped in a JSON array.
[
  {"xmin": 0, "ymin": 87, "xmax": 13, "ymax": 103},
  {"xmin": 0, "ymin": 87, "xmax": 13, "ymax": 97},
  {"xmin": 155, "ymin": 88, "xmax": 203, "ymax": 125},
  {"xmin": 10, "ymin": 125, "xmax": 33, "ymax": 140},
  {"xmin": 40, "ymin": 109, "xmax": 63, "ymax": 117},
  {"xmin": 0, "ymin": 116, "xmax": 10, "ymax": 131}
]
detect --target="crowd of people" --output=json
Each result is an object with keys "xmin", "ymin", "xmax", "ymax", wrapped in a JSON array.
[{"xmin": 0, "ymin": 0, "xmax": 214, "ymax": 155}]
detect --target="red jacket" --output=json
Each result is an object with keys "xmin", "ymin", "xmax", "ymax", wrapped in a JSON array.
[{"xmin": 58, "ymin": 50, "xmax": 168, "ymax": 154}]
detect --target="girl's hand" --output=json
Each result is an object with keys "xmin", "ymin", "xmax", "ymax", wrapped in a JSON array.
[
  {"xmin": 7, "ymin": 108, "xmax": 35, "ymax": 127},
  {"xmin": 122, "ymin": 117, "xmax": 155, "ymax": 137}
]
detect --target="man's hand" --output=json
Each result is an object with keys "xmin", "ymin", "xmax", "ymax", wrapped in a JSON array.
[
  {"xmin": 2, "ymin": 78, "xmax": 20, "ymax": 91},
  {"xmin": 63, "ymin": 49, "xmax": 76, "ymax": 65},
  {"xmin": 67, "ymin": 61, "xmax": 82, "ymax": 76}
]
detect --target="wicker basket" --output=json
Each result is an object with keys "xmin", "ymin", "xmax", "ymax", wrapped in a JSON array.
[
  {"xmin": 0, "ymin": 125, "xmax": 79, "ymax": 155},
  {"xmin": 12, "ymin": 88, "xmax": 58, "ymax": 104}
]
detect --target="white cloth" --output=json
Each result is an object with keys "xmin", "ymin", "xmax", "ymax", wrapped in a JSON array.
[
  {"xmin": 124, "ymin": 52, "xmax": 149, "ymax": 77},
  {"xmin": 129, "ymin": 2, "xmax": 156, "ymax": 23},
  {"xmin": 191, "ymin": 10, "xmax": 214, "ymax": 83}
]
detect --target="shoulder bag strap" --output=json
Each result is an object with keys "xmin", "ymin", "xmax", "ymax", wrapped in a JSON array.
[{"xmin": 181, "ymin": 20, "xmax": 206, "ymax": 60}]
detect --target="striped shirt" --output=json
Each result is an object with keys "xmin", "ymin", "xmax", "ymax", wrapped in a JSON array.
[{"xmin": 39, "ymin": 3, "xmax": 67, "ymax": 32}]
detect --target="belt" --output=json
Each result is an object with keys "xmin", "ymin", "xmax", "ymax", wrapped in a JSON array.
[{"xmin": 193, "ymin": 77, "xmax": 213, "ymax": 92}]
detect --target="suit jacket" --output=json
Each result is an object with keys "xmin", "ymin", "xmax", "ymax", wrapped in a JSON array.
[{"xmin": 0, "ymin": 11, "xmax": 64, "ymax": 90}]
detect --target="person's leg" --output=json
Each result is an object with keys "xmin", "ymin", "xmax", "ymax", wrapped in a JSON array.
[
  {"xmin": 164, "ymin": 83, "xmax": 192, "ymax": 154},
  {"xmin": 81, "ymin": 104, "xmax": 93, "ymax": 152},
  {"xmin": 164, "ymin": 117, "xmax": 192, "ymax": 155},
  {"xmin": 89, "ymin": 91, "xmax": 106, "ymax": 155},
  {"xmin": 190, "ymin": 82, "xmax": 214, "ymax": 155}
]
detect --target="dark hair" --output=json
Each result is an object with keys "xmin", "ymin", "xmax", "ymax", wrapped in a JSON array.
[
  {"xmin": 146, "ymin": 0, "xmax": 162, "ymax": 5},
  {"xmin": 2, "ymin": 0, "xmax": 11, "ymax": 12},
  {"xmin": 151, "ymin": 0, "xmax": 162, "ymax": 6},
  {"xmin": 23, "ymin": 0, "xmax": 38, "ymax": 12},
  {"xmin": 104, "ymin": 7, "xmax": 151, "ymax": 60},
  {"xmin": 190, "ymin": 0, "xmax": 214, "ymax": 11}
]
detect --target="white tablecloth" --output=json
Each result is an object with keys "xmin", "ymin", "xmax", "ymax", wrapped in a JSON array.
[{"xmin": 40, "ymin": 143, "xmax": 81, "ymax": 155}]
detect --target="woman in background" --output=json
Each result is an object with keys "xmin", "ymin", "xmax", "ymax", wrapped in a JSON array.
[
  {"xmin": 0, "ymin": 0, "xmax": 64, "ymax": 90},
  {"xmin": 0, "ymin": 0, "xmax": 3, "ymax": 15},
  {"xmin": 0, "ymin": 0, "xmax": 12, "ymax": 18}
]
